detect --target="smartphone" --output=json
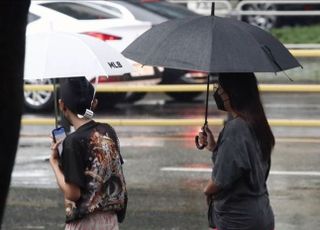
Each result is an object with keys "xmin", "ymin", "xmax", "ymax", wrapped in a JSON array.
[{"xmin": 52, "ymin": 127, "xmax": 66, "ymax": 156}]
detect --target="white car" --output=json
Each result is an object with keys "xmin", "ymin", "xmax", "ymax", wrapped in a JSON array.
[
  {"xmin": 87, "ymin": 0, "xmax": 208, "ymax": 102},
  {"xmin": 25, "ymin": 1, "xmax": 161, "ymax": 111}
]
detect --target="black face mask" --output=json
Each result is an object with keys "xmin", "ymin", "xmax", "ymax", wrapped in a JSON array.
[{"xmin": 214, "ymin": 91, "xmax": 226, "ymax": 111}]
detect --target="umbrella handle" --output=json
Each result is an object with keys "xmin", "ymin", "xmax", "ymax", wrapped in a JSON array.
[
  {"xmin": 195, "ymin": 126, "xmax": 207, "ymax": 150},
  {"xmin": 195, "ymin": 135, "xmax": 207, "ymax": 150}
]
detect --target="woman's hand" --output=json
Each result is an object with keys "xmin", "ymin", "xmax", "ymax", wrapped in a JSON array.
[
  {"xmin": 204, "ymin": 179, "xmax": 219, "ymax": 205},
  {"xmin": 198, "ymin": 125, "xmax": 216, "ymax": 151},
  {"xmin": 49, "ymin": 137, "xmax": 62, "ymax": 166}
]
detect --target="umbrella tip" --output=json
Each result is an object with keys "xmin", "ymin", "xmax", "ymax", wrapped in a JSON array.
[{"xmin": 283, "ymin": 71, "xmax": 294, "ymax": 82}]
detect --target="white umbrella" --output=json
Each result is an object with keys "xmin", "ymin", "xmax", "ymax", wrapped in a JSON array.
[
  {"xmin": 24, "ymin": 32, "xmax": 132, "ymax": 79},
  {"xmin": 24, "ymin": 32, "xmax": 132, "ymax": 127}
]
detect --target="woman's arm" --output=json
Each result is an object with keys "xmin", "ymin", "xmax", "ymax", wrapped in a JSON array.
[
  {"xmin": 50, "ymin": 141, "xmax": 81, "ymax": 202},
  {"xmin": 204, "ymin": 179, "xmax": 219, "ymax": 205},
  {"xmin": 204, "ymin": 179, "xmax": 219, "ymax": 196}
]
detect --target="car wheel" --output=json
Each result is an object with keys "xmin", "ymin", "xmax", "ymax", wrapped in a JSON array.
[
  {"xmin": 161, "ymin": 68, "xmax": 202, "ymax": 102},
  {"xmin": 241, "ymin": 3, "xmax": 278, "ymax": 30},
  {"xmin": 24, "ymin": 79, "xmax": 55, "ymax": 112},
  {"xmin": 96, "ymin": 92, "xmax": 127, "ymax": 110}
]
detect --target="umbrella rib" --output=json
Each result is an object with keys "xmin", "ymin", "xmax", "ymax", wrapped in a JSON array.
[
  {"xmin": 230, "ymin": 21, "xmax": 279, "ymax": 72},
  {"xmin": 142, "ymin": 16, "xmax": 203, "ymax": 67},
  {"xmin": 74, "ymin": 34, "xmax": 108, "ymax": 78}
]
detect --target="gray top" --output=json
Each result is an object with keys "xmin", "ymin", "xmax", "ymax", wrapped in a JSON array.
[{"xmin": 211, "ymin": 117, "xmax": 274, "ymax": 230}]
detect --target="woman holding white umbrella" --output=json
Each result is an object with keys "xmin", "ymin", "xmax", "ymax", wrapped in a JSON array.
[
  {"xmin": 50, "ymin": 77, "xmax": 127, "ymax": 230},
  {"xmin": 24, "ymin": 31, "xmax": 133, "ymax": 127},
  {"xmin": 24, "ymin": 32, "xmax": 131, "ymax": 229}
]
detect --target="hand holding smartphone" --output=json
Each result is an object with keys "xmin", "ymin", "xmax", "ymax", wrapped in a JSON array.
[{"xmin": 52, "ymin": 127, "xmax": 66, "ymax": 156}]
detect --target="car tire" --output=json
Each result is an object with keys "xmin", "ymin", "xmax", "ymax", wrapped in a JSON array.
[
  {"xmin": 241, "ymin": 3, "xmax": 278, "ymax": 30},
  {"xmin": 161, "ymin": 68, "xmax": 202, "ymax": 102},
  {"xmin": 96, "ymin": 92, "xmax": 127, "ymax": 110},
  {"xmin": 24, "ymin": 79, "xmax": 55, "ymax": 112}
]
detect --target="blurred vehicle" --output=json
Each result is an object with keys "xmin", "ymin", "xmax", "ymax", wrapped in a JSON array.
[
  {"xmin": 184, "ymin": 0, "xmax": 320, "ymax": 30},
  {"xmin": 90, "ymin": 0, "xmax": 209, "ymax": 102},
  {"xmin": 240, "ymin": 2, "xmax": 320, "ymax": 30},
  {"xmin": 25, "ymin": 1, "xmax": 161, "ymax": 111}
]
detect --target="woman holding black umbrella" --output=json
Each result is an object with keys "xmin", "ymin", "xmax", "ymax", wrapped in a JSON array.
[{"xmin": 199, "ymin": 73, "xmax": 275, "ymax": 230}]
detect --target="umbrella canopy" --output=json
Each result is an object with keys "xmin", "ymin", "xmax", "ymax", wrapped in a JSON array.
[
  {"xmin": 24, "ymin": 32, "xmax": 132, "ymax": 80},
  {"xmin": 123, "ymin": 15, "xmax": 301, "ymax": 73},
  {"xmin": 24, "ymin": 32, "xmax": 133, "ymax": 128},
  {"xmin": 122, "ymin": 7, "xmax": 302, "ymax": 150}
]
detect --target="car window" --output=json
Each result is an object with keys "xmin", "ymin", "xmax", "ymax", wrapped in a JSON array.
[
  {"xmin": 127, "ymin": 0, "xmax": 197, "ymax": 19},
  {"xmin": 28, "ymin": 13, "xmax": 40, "ymax": 23},
  {"xmin": 96, "ymin": 4, "xmax": 122, "ymax": 16},
  {"xmin": 108, "ymin": 1, "xmax": 167, "ymax": 24},
  {"xmin": 41, "ymin": 2, "xmax": 118, "ymax": 20}
]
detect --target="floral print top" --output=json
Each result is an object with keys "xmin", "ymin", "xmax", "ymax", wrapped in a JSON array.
[{"xmin": 60, "ymin": 121, "xmax": 127, "ymax": 223}]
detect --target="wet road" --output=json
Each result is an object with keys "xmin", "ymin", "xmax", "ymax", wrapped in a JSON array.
[{"xmin": 3, "ymin": 92, "xmax": 320, "ymax": 230}]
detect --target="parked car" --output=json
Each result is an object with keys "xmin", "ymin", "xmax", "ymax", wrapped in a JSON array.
[
  {"xmin": 89, "ymin": 0, "xmax": 209, "ymax": 102},
  {"xmin": 184, "ymin": 1, "xmax": 320, "ymax": 30},
  {"xmin": 25, "ymin": 1, "xmax": 161, "ymax": 111},
  {"xmin": 240, "ymin": 2, "xmax": 320, "ymax": 30}
]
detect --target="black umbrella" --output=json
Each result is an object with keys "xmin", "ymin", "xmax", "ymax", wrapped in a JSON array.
[{"xmin": 122, "ymin": 3, "xmax": 302, "ymax": 149}]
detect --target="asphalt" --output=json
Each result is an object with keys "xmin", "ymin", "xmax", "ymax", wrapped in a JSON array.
[
  {"xmin": 3, "ymin": 183, "xmax": 208, "ymax": 230},
  {"xmin": 2, "ymin": 135, "xmax": 320, "ymax": 230}
]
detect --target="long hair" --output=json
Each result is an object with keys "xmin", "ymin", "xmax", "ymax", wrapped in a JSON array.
[{"xmin": 219, "ymin": 73, "xmax": 275, "ymax": 160}]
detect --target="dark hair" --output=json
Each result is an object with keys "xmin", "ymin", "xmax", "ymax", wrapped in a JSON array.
[
  {"xmin": 219, "ymin": 73, "xmax": 275, "ymax": 160},
  {"xmin": 60, "ymin": 77, "xmax": 94, "ymax": 115}
]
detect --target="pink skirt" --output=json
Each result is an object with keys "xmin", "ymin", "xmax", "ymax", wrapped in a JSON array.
[{"xmin": 65, "ymin": 212, "xmax": 119, "ymax": 230}]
